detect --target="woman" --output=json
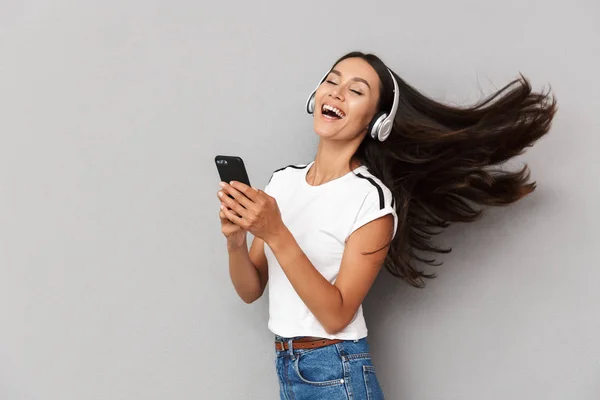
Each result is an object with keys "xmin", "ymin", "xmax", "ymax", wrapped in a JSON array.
[{"xmin": 216, "ymin": 51, "xmax": 556, "ymax": 399}]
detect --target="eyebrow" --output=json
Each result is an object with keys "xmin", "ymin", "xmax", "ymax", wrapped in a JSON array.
[{"xmin": 329, "ymin": 69, "xmax": 371, "ymax": 90}]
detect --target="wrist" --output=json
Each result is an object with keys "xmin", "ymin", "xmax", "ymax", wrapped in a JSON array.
[
  {"xmin": 227, "ymin": 235, "xmax": 247, "ymax": 252},
  {"xmin": 265, "ymin": 223, "xmax": 292, "ymax": 252}
]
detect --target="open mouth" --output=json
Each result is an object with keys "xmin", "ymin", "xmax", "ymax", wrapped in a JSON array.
[{"xmin": 321, "ymin": 104, "xmax": 346, "ymax": 120}]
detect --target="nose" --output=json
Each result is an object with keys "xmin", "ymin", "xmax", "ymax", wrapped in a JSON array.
[
  {"xmin": 329, "ymin": 88, "xmax": 344, "ymax": 102},
  {"xmin": 328, "ymin": 84, "xmax": 345, "ymax": 102}
]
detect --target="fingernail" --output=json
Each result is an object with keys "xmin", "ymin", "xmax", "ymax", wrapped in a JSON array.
[
  {"xmin": 220, "ymin": 204, "xmax": 225, "ymax": 210},
  {"xmin": 219, "ymin": 182, "xmax": 226, "ymax": 187},
  {"xmin": 218, "ymin": 191, "xmax": 223, "ymax": 197}
]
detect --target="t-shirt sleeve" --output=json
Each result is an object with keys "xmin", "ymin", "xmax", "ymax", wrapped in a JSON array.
[
  {"xmin": 347, "ymin": 188, "xmax": 398, "ymax": 240},
  {"xmin": 263, "ymin": 171, "xmax": 277, "ymax": 195}
]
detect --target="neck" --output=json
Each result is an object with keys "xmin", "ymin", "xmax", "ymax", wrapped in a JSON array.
[{"xmin": 307, "ymin": 138, "xmax": 363, "ymax": 186}]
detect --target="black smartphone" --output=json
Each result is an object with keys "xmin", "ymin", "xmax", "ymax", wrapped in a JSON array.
[{"xmin": 215, "ymin": 155, "xmax": 251, "ymax": 187}]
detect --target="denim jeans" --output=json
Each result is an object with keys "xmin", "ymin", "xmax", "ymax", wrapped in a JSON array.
[{"xmin": 274, "ymin": 335, "xmax": 385, "ymax": 399}]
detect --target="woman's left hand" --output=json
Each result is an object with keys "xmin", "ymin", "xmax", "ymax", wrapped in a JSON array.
[{"xmin": 218, "ymin": 181, "xmax": 285, "ymax": 243}]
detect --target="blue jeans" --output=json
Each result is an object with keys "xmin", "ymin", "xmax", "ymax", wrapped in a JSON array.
[{"xmin": 274, "ymin": 335, "xmax": 385, "ymax": 399}]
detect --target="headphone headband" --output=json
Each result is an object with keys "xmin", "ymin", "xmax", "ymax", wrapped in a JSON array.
[
  {"xmin": 306, "ymin": 70, "xmax": 331, "ymax": 115},
  {"xmin": 306, "ymin": 67, "xmax": 400, "ymax": 142}
]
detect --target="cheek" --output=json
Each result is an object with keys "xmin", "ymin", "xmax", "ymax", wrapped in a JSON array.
[
  {"xmin": 349, "ymin": 100, "xmax": 377, "ymax": 124},
  {"xmin": 314, "ymin": 85, "xmax": 329, "ymax": 102}
]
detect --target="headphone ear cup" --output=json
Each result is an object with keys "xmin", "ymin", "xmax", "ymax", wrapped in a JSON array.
[
  {"xmin": 306, "ymin": 92, "xmax": 316, "ymax": 114},
  {"xmin": 368, "ymin": 112, "xmax": 387, "ymax": 140}
]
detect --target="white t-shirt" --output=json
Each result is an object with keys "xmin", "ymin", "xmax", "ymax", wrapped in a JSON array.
[{"xmin": 263, "ymin": 161, "xmax": 398, "ymax": 340}]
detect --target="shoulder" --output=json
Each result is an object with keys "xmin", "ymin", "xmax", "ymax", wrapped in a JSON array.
[
  {"xmin": 268, "ymin": 162, "xmax": 310, "ymax": 184},
  {"xmin": 263, "ymin": 162, "xmax": 310, "ymax": 193},
  {"xmin": 350, "ymin": 167, "xmax": 395, "ymax": 211},
  {"xmin": 347, "ymin": 167, "xmax": 398, "ymax": 239}
]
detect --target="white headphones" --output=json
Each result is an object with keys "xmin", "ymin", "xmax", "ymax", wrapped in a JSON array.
[{"xmin": 306, "ymin": 68, "xmax": 399, "ymax": 142}]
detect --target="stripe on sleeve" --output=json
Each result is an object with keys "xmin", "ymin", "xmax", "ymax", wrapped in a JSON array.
[
  {"xmin": 356, "ymin": 173, "xmax": 385, "ymax": 210},
  {"xmin": 269, "ymin": 164, "xmax": 309, "ymax": 183}
]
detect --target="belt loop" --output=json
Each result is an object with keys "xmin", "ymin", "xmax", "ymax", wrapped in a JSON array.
[{"xmin": 287, "ymin": 338, "xmax": 294, "ymax": 358}]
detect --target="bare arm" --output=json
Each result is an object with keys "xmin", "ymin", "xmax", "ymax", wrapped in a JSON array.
[
  {"xmin": 218, "ymin": 186, "xmax": 269, "ymax": 304},
  {"xmin": 267, "ymin": 215, "xmax": 393, "ymax": 334},
  {"xmin": 227, "ymin": 236, "xmax": 268, "ymax": 304}
]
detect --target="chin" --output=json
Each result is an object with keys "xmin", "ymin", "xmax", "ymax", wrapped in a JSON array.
[
  {"xmin": 314, "ymin": 122, "xmax": 364, "ymax": 143},
  {"xmin": 313, "ymin": 123, "xmax": 340, "ymax": 139}
]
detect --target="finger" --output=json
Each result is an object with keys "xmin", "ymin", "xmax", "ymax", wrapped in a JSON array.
[
  {"xmin": 220, "ymin": 203, "xmax": 242, "ymax": 221},
  {"xmin": 221, "ymin": 206, "xmax": 248, "ymax": 229},
  {"xmin": 221, "ymin": 219, "xmax": 243, "ymax": 235},
  {"xmin": 220, "ymin": 183, "xmax": 253, "ymax": 210},
  {"xmin": 220, "ymin": 202, "xmax": 242, "ymax": 218},
  {"xmin": 228, "ymin": 181, "xmax": 259, "ymax": 203},
  {"xmin": 219, "ymin": 190, "xmax": 250, "ymax": 218}
]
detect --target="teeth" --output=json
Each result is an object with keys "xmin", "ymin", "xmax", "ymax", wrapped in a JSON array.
[{"xmin": 322, "ymin": 104, "xmax": 345, "ymax": 118}]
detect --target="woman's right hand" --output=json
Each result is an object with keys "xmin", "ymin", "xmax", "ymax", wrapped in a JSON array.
[{"xmin": 219, "ymin": 205, "xmax": 247, "ymax": 250}]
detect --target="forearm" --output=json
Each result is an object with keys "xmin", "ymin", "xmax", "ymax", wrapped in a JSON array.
[
  {"xmin": 267, "ymin": 228, "xmax": 347, "ymax": 334},
  {"xmin": 228, "ymin": 238, "xmax": 263, "ymax": 304}
]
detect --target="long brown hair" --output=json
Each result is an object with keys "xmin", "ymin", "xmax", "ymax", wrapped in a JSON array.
[{"xmin": 334, "ymin": 52, "xmax": 557, "ymax": 288}]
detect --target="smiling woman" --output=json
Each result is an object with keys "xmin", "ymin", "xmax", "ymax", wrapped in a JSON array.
[{"xmin": 217, "ymin": 51, "xmax": 557, "ymax": 399}]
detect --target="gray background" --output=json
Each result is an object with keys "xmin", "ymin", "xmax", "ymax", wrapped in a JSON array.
[{"xmin": 1, "ymin": 1, "xmax": 599, "ymax": 399}]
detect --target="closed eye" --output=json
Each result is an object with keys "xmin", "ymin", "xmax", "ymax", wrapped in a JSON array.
[
  {"xmin": 350, "ymin": 89, "xmax": 363, "ymax": 95},
  {"xmin": 326, "ymin": 80, "xmax": 337, "ymax": 85}
]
